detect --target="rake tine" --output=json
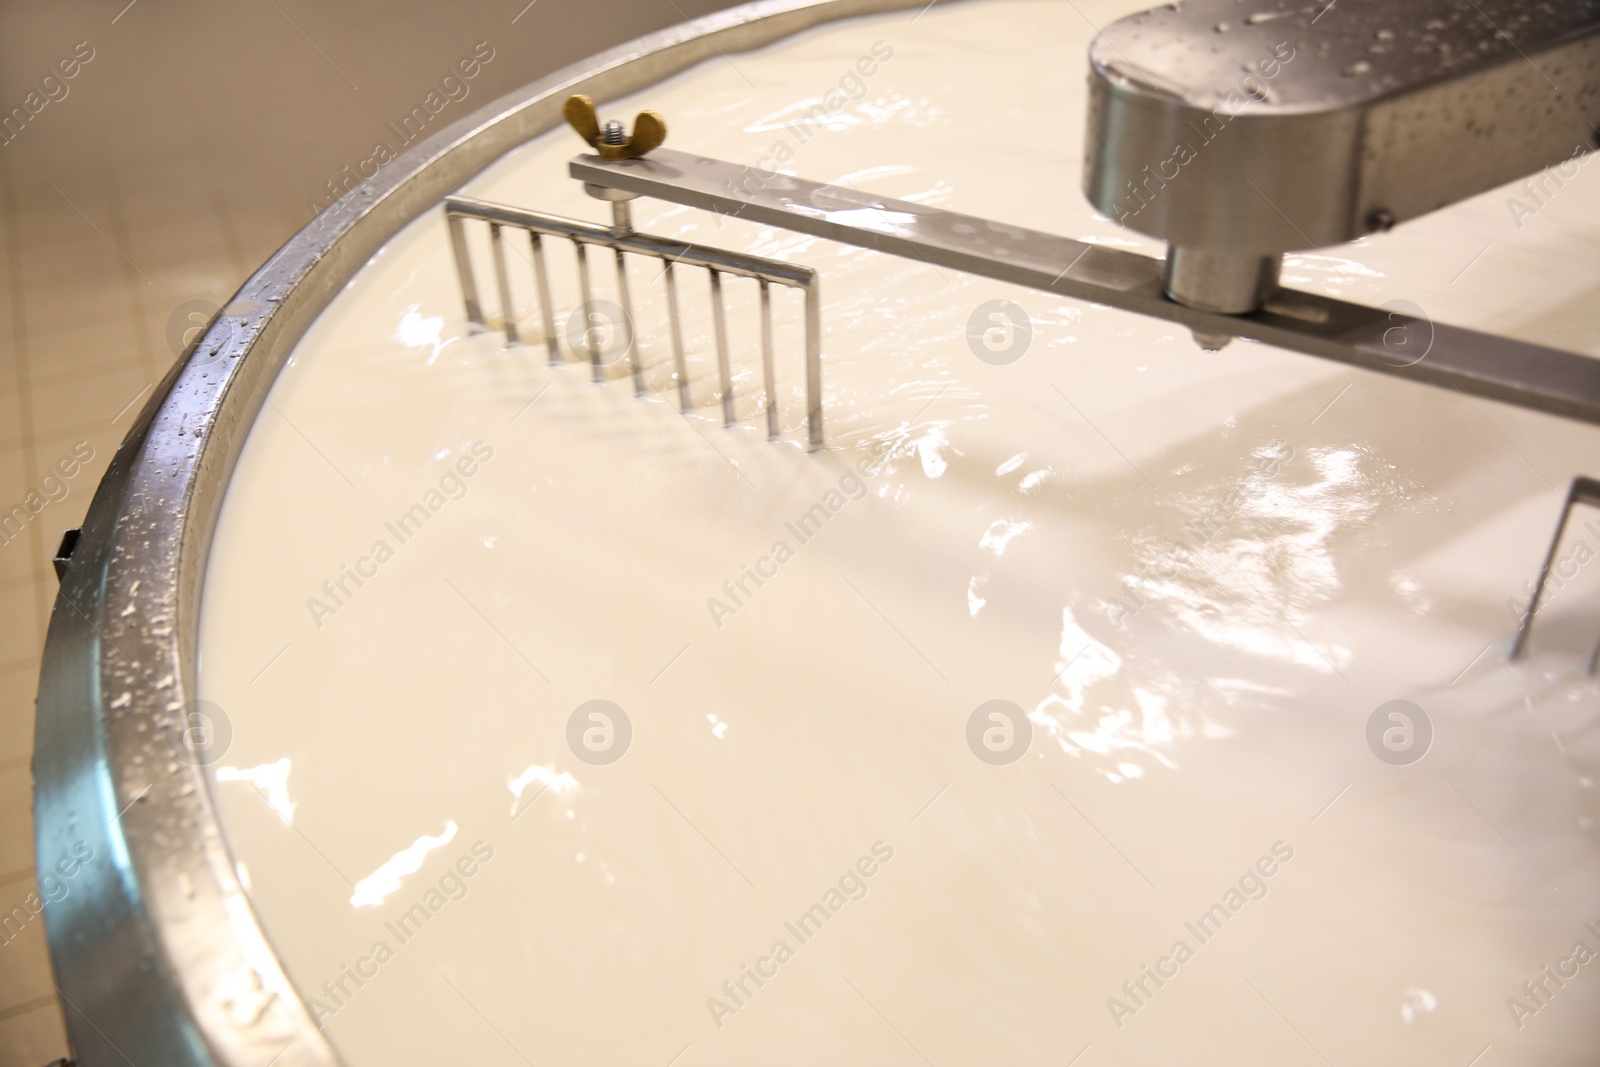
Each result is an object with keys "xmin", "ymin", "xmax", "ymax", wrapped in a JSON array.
[
  {"xmin": 489, "ymin": 223, "xmax": 519, "ymax": 345},
  {"xmin": 710, "ymin": 269, "xmax": 734, "ymax": 428},
  {"xmin": 529, "ymin": 232, "xmax": 558, "ymax": 365},
  {"xmin": 615, "ymin": 248, "xmax": 643, "ymax": 396},
  {"xmin": 804, "ymin": 276, "xmax": 824, "ymax": 450},
  {"xmin": 574, "ymin": 239, "xmax": 600, "ymax": 380},
  {"xmin": 664, "ymin": 260, "xmax": 690, "ymax": 412},
  {"xmin": 760, "ymin": 280, "xmax": 777, "ymax": 441},
  {"xmin": 447, "ymin": 213, "xmax": 483, "ymax": 329}
]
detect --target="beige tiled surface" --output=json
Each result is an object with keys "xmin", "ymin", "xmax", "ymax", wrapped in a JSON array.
[
  {"xmin": 0, "ymin": 1002, "xmax": 64, "ymax": 1067},
  {"xmin": 0, "ymin": 665, "xmax": 34, "ymax": 768},
  {"xmin": 0, "ymin": 899, "xmax": 56, "ymax": 1012},
  {"xmin": 0, "ymin": 1, "xmax": 737, "ymax": 1063},
  {"xmin": 0, "ymin": 772, "xmax": 31, "ymax": 879}
]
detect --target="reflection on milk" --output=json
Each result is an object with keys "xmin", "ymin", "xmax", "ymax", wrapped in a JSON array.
[
  {"xmin": 394, "ymin": 304, "xmax": 450, "ymax": 364},
  {"xmin": 349, "ymin": 823, "xmax": 459, "ymax": 909},
  {"xmin": 215, "ymin": 759, "xmax": 296, "ymax": 822},
  {"xmin": 507, "ymin": 764, "xmax": 579, "ymax": 817},
  {"xmin": 198, "ymin": 0, "xmax": 1600, "ymax": 1063}
]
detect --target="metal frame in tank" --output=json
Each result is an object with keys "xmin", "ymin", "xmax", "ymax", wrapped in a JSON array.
[{"xmin": 31, "ymin": 1, "xmax": 922, "ymax": 1064}]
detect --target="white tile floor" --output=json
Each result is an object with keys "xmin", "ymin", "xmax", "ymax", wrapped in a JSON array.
[
  {"xmin": 0, "ymin": 137, "xmax": 249, "ymax": 1064},
  {"xmin": 0, "ymin": 2, "xmax": 736, "ymax": 1062}
]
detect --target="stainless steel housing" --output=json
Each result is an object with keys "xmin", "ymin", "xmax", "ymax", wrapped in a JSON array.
[
  {"xmin": 1083, "ymin": 0, "xmax": 1600, "ymax": 310},
  {"xmin": 31, "ymin": 3, "xmax": 919, "ymax": 1064}
]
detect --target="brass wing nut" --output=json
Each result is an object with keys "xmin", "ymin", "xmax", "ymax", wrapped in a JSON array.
[{"xmin": 564, "ymin": 95, "xmax": 667, "ymax": 160}]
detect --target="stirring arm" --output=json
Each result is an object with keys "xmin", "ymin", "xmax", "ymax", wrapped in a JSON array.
[{"xmin": 571, "ymin": 147, "xmax": 1600, "ymax": 428}]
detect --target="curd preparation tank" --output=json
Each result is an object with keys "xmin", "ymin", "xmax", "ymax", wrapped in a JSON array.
[{"xmin": 33, "ymin": 1, "xmax": 1600, "ymax": 1065}]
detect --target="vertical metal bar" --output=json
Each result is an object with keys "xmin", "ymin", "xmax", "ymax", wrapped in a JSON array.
[
  {"xmin": 488, "ymin": 223, "xmax": 519, "ymax": 345},
  {"xmin": 710, "ymin": 269, "xmax": 734, "ymax": 427},
  {"xmin": 759, "ymin": 280, "xmax": 777, "ymax": 441},
  {"xmin": 1511, "ymin": 488, "xmax": 1579, "ymax": 659},
  {"xmin": 804, "ymin": 276, "xmax": 824, "ymax": 450},
  {"xmin": 529, "ymin": 231, "xmax": 558, "ymax": 366},
  {"xmin": 610, "ymin": 199, "xmax": 633, "ymax": 237},
  {"xmin": 614, "ymin": 248, "xmax": 643, "ymax": 396},
  {"xmin": 446, "ymin": 213, "xmax": 483, "ymax": 329},
  {"xmin": 663, "ymin": 260, "xmax": 690, "ymax": 412},
  {"xmin": 574, "ymin": 239, "xmax": 599, "ymax": 381},
  {"xmin": 1514, "ymin": 476, "xmax": 1600, "ymax": 662}
]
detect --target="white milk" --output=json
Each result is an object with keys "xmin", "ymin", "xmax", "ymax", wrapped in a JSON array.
[{"xmin": 198, "ymin": 1, "xmax": 1600, "ymax": 1063}]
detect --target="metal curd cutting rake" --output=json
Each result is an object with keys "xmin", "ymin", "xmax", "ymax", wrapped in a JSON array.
[{"xmin": 444, "ymin": 96, "xmax": 825, "ymax": 450}]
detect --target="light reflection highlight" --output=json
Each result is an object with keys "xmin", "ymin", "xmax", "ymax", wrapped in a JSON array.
[
  {"xmin": 508, "ymin": 765, "xmax": 580, "ymax": 815},
  {"xmin": 350, "ymin": 821, "xmax": 459, "ymax": 908},
  {"xmin": 216, "ymin": 759, "xmax": 296, "ymax": 823}
]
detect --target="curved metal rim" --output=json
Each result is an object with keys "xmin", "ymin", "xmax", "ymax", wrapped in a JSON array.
[{"xmin": 32, "ymin": 1, "xmax": 923, "ymax": 1064}]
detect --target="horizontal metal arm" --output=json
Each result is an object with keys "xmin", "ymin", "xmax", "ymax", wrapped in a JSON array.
[{"xmin": 572, "ymin": 147, "xmax": 1600, "ymax": 427}]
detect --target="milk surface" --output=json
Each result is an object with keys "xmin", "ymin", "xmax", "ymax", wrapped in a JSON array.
[{"xmin": 198, "ymin": 2, "xmax": 1600, "ymax": 1063}]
